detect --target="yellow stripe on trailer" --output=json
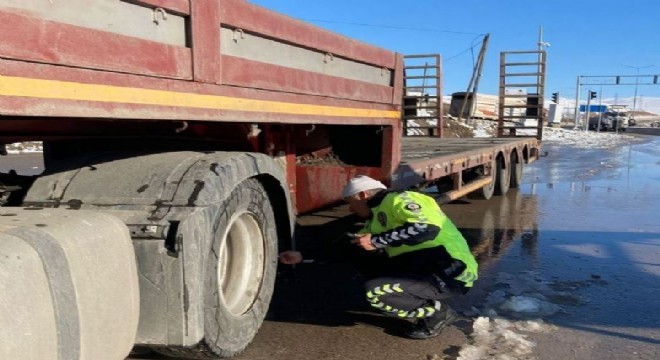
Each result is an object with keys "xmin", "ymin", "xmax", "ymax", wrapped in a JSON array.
[{"xmin": 0, "ymin": 75, "xmax": 400, "ymax": 119}]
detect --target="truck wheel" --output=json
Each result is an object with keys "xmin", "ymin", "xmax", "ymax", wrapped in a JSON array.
[
  {"xmin": 467, "ymin": 163, "xmax": 496, "ymax": 200},
  {"xmin": 509, "ymin": 152, "xmax": 523, "ymax": 188},
  {"xmin": 494, "ymin": 157, "xmax": 510, "ymax": 196},
  {"xmin": 157, "ymin": 178, "xmax": 277, "ymax": 359}
]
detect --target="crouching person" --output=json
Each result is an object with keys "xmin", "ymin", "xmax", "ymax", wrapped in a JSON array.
[{"xmin": 280, "ymin": 175, "xmax": 478, "ymax": 339}]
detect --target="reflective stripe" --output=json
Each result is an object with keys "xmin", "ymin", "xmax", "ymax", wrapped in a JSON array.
[
  {"xmin": 0, "ymin": 76, "xmax": 400, "ymax": 119},
  {"xmin": 392, "ymin": 284, "xmax": 403, "ymax": 293},
  {"xmin": 372, "ymin": 302, "xmax": 385, "ymax": 309}
]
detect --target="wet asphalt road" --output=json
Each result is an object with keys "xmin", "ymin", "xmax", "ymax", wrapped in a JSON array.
[
  {"xmin": 127, "ymin": 135, "xmax": 659, "ymax": 360},
  {"xmin": 510, "ymin": 135, "xmax": 660, "ymax": 360},
  {"xmin": 241, "ymin": 134, "xmax": 658, "ymax": 360},
  {"xmin": 2, "ymin": 135, "xmax": 658, "ymax": 360}
]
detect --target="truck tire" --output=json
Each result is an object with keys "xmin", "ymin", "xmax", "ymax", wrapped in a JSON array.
[
  {"xmin": 467, "ymin": 163, "xmax": 496, "ymax": 200},
  {"xmin": 494, "ymin": 156, "xmax": 510, "ymax": 196},
  {"xmin": 509, "ymin": 152, "xmax": 523, "ymax": 188},
  {"xmin": 155, "ymin": 178, "xmax": 278, "ymax": 359}
]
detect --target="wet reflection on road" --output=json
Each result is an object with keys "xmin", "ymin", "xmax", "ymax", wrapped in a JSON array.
[{"xmin": 442, "ymin": 136, "xmax": 660, "ymax": 359}]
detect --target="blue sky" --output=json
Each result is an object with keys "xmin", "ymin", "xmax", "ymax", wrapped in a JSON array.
[{"xmin": 249, "ymin": 0, "xmax": 660, "ymax": 108}]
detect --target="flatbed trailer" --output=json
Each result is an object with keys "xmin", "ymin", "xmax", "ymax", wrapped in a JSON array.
[
  {"xmin": 396, "ymin": 137, "xmax": 539, "ymax": 194},
  {"xmin": 0, "ymin": 1, "xmax": 541, "ymax": 359}
]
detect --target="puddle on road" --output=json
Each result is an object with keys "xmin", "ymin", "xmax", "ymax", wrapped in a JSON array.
[{"xmin": 442, "ymin": 137, "xmax": 660, "ymax": 360}]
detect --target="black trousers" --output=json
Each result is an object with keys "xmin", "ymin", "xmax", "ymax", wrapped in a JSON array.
[{"xmin": 364, "ymin": 274, "xmax": 459, "ymax": 319}]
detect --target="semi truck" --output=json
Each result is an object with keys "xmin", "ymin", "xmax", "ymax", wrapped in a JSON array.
[
  {"xmin": 0, "ymin": 1, "xmax": 542, "ymax": 359},
  {"xmin": 589, "ymin": 105, "xmax": 630, "ymax": 131}
]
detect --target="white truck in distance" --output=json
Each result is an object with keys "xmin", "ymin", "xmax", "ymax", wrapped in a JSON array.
[{"xmin": 589, "ymin": 105, "xmax": 630, "ymax": 131}]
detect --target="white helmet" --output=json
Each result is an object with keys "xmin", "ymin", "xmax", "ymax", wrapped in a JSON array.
[{"xmin": 341, "ymin": 175, "xmax": 386, "ymax": 198}]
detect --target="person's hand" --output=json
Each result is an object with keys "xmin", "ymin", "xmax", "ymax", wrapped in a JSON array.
[
  {"xmin": 278, "ymin": 250, "xmax": 303, "ymax": 265},
  {"xmin": 351, "ymin": 233, "xmax": 376, "ymax": 251}
]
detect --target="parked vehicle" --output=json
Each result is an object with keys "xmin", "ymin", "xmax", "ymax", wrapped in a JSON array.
[
  {"xmin": 0, "ymin": 1, "xmax": 542, "ymax": 359},
  {"xmin": 588, "ymin": 105, "xmax": 630, "ymax": 131}
]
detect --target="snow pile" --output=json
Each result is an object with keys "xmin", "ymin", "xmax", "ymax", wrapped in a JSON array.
[
  {"xmin": 454, "ymin": 271, "xmax": 600, "ymax": 359},
  {"xmin": 539, "ymin": 127, "xmax": 641, "ymax": 149},
  {"xmin": 5, "ymin": 142, "xmax": 43, "ymax": 154},
  {"xmin": 470, "ymin": 120, "xmax": 643, "ymax": 149},
  {"xmin": 457, "ymin": 317, "xmax": 552, "ymax": 360},
  {"xmin": 472, "ymin": 120, "xmax": 497, "ymax": 138}
]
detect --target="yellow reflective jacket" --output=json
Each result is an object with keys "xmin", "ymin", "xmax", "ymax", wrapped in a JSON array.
[{"xmin": 360, "ymin": 191, "xmax": 478, "ymax": 287}]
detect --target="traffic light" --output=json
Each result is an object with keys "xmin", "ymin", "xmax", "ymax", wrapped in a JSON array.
[
  {"xmin": 589, "ymin": 91, "xmax": 597, "ymax": 100},
  {"xmin": 551, "ymin": 92, "xmax": 559, "ymax": 103}
]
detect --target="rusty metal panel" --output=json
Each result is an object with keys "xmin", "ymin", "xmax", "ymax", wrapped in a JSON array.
[
  {"xmin": 0, "ymin": 59, "xmax": 399, "ymax": 125},
  {"xmin": 0, "ymin": 9, "xmax": 192, "ymax": 79},
  {"xmin": 295, "ymin": 166, "xmax": 383, "ymax": 213},
  {"xmin": 220, "ymin": 28, "xmax": 391, "ymax": 86},
  {"xmin": 221, "ymin": 0, "xmax": 396, "ymax": 70},
  {"xmin": 220, "ymin": 56, "xmax": 394, "ymax": 104},
  {"xmin": 0, "ymin": 0, "xmax": 404, "ymax": 135},
  {"xmin": 392, "ymin": 54, "xmax": 405, "ymax": 106},
  {"xmin": 191, "ymin": 0, "xmax": 221, "ymax": 83},
  {"xmin": 0, "ymin": 1, "xmax": 187, "ymax": 46}
]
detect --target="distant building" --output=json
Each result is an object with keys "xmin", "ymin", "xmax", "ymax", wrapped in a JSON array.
[{"xmin": 449, "ymin": 92, "xmax": 526, "ymax": 120}]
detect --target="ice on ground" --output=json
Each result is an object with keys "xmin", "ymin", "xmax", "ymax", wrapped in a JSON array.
[
  {"xmin": 480, "ymin": 272, "xmax": 571, "ymax": 318},
  {"xmin": 500, "ymin": 296, "xmax": 561, "ymax": 317},
  {"xmin": 454, "ymin": 271, "xmax": 597, "ymax": 359},
  {"xmin": 457, "ymin": 316, "xmax": 553, "ymax": 360}
]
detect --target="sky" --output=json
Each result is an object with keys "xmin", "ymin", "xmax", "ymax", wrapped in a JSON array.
[{"xmin": 248, "ymin": 0, "xmax": 660, "ymax": 113}]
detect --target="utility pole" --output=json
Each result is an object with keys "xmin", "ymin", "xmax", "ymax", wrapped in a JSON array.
[
  {"xmin": 624, "ymin": 64, "xmax": 654, "ymax": 122},
  {"xmin": 584, "ymin": 91, "xmax": 592, "ymax": 132},
  {"xmin": 596, "ymin": 82, "xmax": 603, "ymax": 132},
  {"xmin": 573, "ymin": 76, "xmax": 581, "ymax": 129},
  {"xmin": 457, "ymin": 33, "xmax": 490, "ymax": 124}
]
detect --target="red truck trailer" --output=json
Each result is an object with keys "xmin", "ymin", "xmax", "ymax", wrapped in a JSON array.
[{"xmin": 0, "ymin": 1, "xmax": 541, "ymax": 359}]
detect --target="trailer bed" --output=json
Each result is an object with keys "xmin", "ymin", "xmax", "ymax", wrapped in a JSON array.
[{"xmin": 393, "ymin": 137, "xmax": 540, "ymax": 189}]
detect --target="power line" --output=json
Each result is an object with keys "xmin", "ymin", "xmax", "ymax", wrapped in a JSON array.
[
  {"xmin": 445, "ymin": 35, "xmax": 487, "ymax": 63},
  {"xmin": 302, "ymin": 18, "xmax": 487, "ymax": 65},
  {"xmin": 302, "ymin": 19, "xmax": 481, "ymax": 36}
]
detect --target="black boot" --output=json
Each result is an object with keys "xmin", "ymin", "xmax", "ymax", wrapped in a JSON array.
[{"xmin": 405, "ymin": 303, "xmax": 458, "ymax": 340}]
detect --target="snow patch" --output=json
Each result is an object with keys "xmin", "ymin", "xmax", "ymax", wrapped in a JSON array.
[
  {"xmin": 454, "ymin": 271, "xmax": 603, "ymax": 359},
  {"xmin": 5, "ymin": 142, "xmax": 43, "ymax": 154},
  {"xmin": 469, "ymin": 120, "xmax": 644, "ymax": 148},
  {"xmin": 500, "ymin": 296, "xmax": 561, "ymax": 316},
  {"xmin": 539, "ymin": 127, "xmax": 641, "ymax": 149},
  {"xmin": 457, "ymin": 317, "xmax": 553, "ymax": 360}
]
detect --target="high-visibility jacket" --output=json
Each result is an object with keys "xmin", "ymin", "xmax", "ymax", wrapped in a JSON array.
[{"xmin": 359, "ymin": 190, "xmax": 478, "ymax": 287}]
